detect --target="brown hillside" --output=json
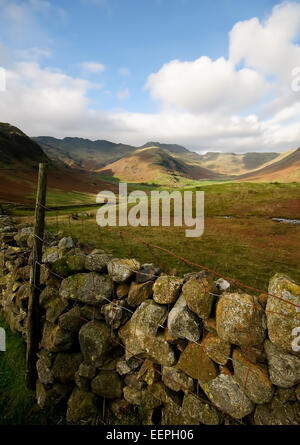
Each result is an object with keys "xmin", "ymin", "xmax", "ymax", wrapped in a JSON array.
[
  {"xmin": 238, "ymin": 147, "xmax": 300, "ymax": 182},
  {"xmin": 97, "ymin": 146, "xmax": 222, "ymax": 183}
]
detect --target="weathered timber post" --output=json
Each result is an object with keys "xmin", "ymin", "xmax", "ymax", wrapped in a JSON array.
[{"xmin": 26, "ymin": 163, "xmax": 48, "ymax": 389}]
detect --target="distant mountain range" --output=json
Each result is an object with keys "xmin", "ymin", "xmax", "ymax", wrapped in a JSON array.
[
  {"xmin": 0, "ymin": 124, "xmax": 298, "ymax": 204},
  {"xmin": 34, "ymin": 136, "xmax": 297, "ymax": 183}
]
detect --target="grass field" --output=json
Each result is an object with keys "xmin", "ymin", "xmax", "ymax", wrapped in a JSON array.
[
  {"xmin": 14, "ymin": 181, "xmax": 300, "ymax": 291},
  {"xmin": 0, "ymin": 318, "xmax": 65, "ymax": 425}
]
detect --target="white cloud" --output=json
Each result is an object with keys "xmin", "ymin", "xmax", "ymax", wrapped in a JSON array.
[
  {"xmin": 230, "ymin": 2, "xmax": 300, "ymax": 81},
  {"xmin": 80, "ymin": 61, "xmax": 106, "ymax": 74},
  {"xmin": 0, "ymin": 2, "xmax": 300, "ymax": 154},
  {"xmin": 146, "ymin": 56, "xmax": 268, "ymax": 114},
  {"xmin": 117, "ymin": 88, "xmax": 130, "ymax": 100}
]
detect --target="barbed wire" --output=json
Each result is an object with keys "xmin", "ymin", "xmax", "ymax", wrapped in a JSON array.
[{"xmin": 6, "ymin": 209, "xmax": 300, "ymax": 424}]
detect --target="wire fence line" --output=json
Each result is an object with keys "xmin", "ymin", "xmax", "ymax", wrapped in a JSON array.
[
  {"xmin": 18, "ymin": 200, "xmax": 298, "ymax": 424},
  {"xmin": 2, "ymin": 195, "xmax": 293, "ymax": 422}
]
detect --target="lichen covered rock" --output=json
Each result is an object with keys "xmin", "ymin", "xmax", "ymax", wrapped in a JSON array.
[
  {"xmin": 266, "ymin": 274, "xmax": 300, "ymax": 355},
  {"xmin": 167, "ymin": 294, "xmax": 201, "ymax": 342},
  {"xmin": 201, "ymin": 374, "xmax": 255, "ymax": 419},
  {"xmin": 153, "ymin": 275, "xmax": 183, "ymax": 304},
  {"xmin": 182, "ymin": 393, "xmax": 221, "ymax": 425},
  {"xmin": 162, "ymin": 366, "xmax": 194, "ymax": 393},
  {"xmin": 85, "ymin": 251, "xmax": 112, "ymax": 272},
  {"xmin": 79, "ymin": 321, "xmax": 114, "ymax": 367},
  {"xmin": 202, "ymin": 332, "xmax": 231, "ymax": 365},
  {"xmin": 119, "ymin": 321, "xmax": 176, "ymax": 367},
  {"xmin": 182, "ymin": 277, "xmax": 215, "ymax": 319},
  {"xmin": 264, "ymin": 340, "xmax": 300, "ymax": 388},
  {"xmin": 127, "ymin": 281, "xmax": 153, "ymax": 307},
  {"xmin": 216, "ymin": 293, "xmax": 266, "ymax": 348},
  {"xmin": 108, "ymin": 258, "xmax": 140, "ymax": 283},
  {"xmin": 254, "ymin": 397, "xmax": 300, "ymax": 425},
  {"xmin": 232, "ymin": 348, "xmax": 274, "ymax": 404},
  {"xmin": 177, "ymin": 342, "xmax": 218, "ymax": 383},
  {"xmin": 59, "ymin": 272, "xmax": 112, "ymax": 307},
  {"xmin": 58, "ymin": 307, "xmax": 85, "ymax": 333}
]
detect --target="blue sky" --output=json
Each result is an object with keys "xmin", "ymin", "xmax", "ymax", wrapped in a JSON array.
[{"xmin": 0, "ymin": 0, "xmax": 300, "ymax": 152}]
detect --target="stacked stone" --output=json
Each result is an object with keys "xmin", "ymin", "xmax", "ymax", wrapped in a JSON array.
[
  {"xmin": 0, "ymin": 216, "xmax": 32, "ymax": 338},
  {"xmin": 0, "ymin": 221, "xmax": 300, "ymax": 425}
]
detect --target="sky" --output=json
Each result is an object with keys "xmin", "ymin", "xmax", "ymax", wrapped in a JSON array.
[{"xmin": 0, "ymin": 0, "xmax": 300, "ymax": 153}]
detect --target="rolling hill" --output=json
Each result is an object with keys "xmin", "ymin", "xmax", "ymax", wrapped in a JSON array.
[
  {"xmin": 97, "ymin": 145, "xmax": 223, "ymax": 184},
  {"xmin": 0, "ymin": 123, "xmax": 49, "ymax": 168},
  {"xmin": 238, "ymin": 147, "xmax": 300, "ymax": 182},
  {"xmin": 0, "ymin": 123, "xmax": 118, "ymax": 205}
]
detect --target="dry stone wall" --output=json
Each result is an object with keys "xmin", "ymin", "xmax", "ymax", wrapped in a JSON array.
[{"xmin": 0, "ymin": 214, "xmax": 300, "ymax": 425}]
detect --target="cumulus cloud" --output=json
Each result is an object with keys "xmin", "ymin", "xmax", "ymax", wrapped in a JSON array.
[
  {"xmin": 229, "ymin": 2, "xmax": 300, "ymax": 81},
  {"xmin": 146, "ymin": 56, "xmax": 268, "ymax": 114},
  {"xmin": 0, "ymin": 1, "xmax": 300, "ymax": 153}
]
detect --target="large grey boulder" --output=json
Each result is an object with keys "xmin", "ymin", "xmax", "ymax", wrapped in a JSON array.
[
  {"xmin": 118, "ymin": 299, "xmax": 175, "ymax": 366},
  {"xmin": 59, "ymin": 273, "xmax": 112, "ymax": 307},
  {"xmin": 264, "ymin": 340, "xmax": 300, "ymax": 388},
  {"xmin": 119, "ymin": 322, "xmax": 176, "ymax": 367},
  {"xmin": 79, "ymin": 321, "xmax": 114, "ymax": 368},
  {"xmin": 129, "ymin": 299, "xmax": 168, "ymax": 336},
  {"xmin": 201, "ymin": 374, "xmax": 255, "ymax": 419},
  {"xmin": 167, "ymin": 294, "xmax": 201, "ymax": 342}
]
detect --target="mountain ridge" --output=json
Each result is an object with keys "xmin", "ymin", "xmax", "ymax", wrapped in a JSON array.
[{"xmin": 34, "ymin": 135, "xmax": 289, "ymax": 177}]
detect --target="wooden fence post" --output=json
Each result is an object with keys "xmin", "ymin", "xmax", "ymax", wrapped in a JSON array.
[{"xmin": 26, "ymin": 163, "xmax": 48, "ymax": 389}]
